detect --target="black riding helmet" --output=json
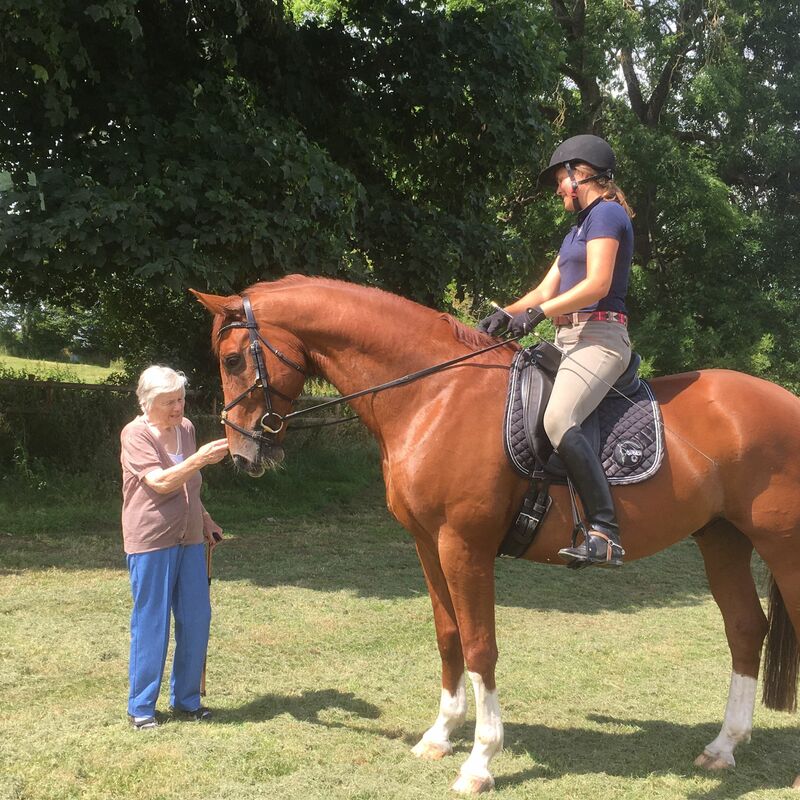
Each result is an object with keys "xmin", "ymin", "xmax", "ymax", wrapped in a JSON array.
[{"xmin": 537, "ymin": 134, "xmax": 616, "ymax": 188}]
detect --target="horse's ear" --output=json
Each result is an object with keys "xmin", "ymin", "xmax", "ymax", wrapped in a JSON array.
[{"xmin": 189, "ymin": 289, "xmax": 242, "ymax": 316}]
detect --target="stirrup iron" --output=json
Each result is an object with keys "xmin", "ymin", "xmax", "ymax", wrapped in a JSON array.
[{"xmin": 558, "ymin": 529, "xmax": 625, "ymax": 568}]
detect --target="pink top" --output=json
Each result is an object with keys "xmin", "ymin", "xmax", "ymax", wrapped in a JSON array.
[{"xmin": 120, "ymin": 416, "xmax": 204, "ymax": 554}]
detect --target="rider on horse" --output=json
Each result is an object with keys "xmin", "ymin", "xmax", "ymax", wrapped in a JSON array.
[{"xmin": 477, "ymin": 135, "xmax": 635, "ymax": 568}]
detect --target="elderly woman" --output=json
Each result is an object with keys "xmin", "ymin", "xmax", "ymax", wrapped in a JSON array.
[{"xmin": 120, "ymin": 365, "xmax": 229, "ymax": 730}]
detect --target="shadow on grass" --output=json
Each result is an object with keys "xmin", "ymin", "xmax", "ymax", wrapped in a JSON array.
[
  {"xmin": 215, "ymin": 688, "xmax": 381, "ymax": 727},
  {"xmin": 212, "ymin": 514, "xmax": 726, "ymax": 615},
  {"xmin": 496, "ymin": 713, "xmax": 798, "ymax": 799},
  {"xmin": 213, "ymin": 690, "xmax": 797, "ymax": 799},
  {"xmin": 0, "ymin": 486, "xmax": 742, "ymax": 615},
  {"xmin": 0, "ymin": 437, "xmax": 769, "ymax": 614}
]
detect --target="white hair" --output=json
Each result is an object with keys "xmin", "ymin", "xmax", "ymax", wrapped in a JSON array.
[{"xmin": 136, "ymin": 365, "xmax": 188, "ymax": 413}]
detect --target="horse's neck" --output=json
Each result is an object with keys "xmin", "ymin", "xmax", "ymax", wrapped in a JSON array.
[{"xmin": 261, "ymin": 282, "xmax": 457, "ymax": 396}]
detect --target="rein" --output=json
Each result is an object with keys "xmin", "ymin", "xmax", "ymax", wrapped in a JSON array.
[
  {"xmin": 284, "ymin": 336, "xmax": 522, "ymax": 422},
  {"xmin": 215, "ymin": 298, "xmax": 717, "ymax": 467},
  {"xmin": 216, "ymin": 298, "xmax": 522, "ymax": 441}
]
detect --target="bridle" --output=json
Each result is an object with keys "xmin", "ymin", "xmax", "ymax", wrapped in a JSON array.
[
  {"xmin": 216, "ymin": 295, "xmax": 526, "ymax": 444},
  {"xmin": 216, "ymin": 295, "xmax": 306, "ymax": 441}
]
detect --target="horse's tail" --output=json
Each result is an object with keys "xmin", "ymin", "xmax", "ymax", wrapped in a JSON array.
[{"xmin": 762, "ymin": 573, "xmax": 799, "ymax": 711}]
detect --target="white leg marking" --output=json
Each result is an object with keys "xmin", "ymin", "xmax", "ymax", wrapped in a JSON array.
[
  {"xmin": 696, "ymin": 672, "xmax": 756, "ymax": 770},
  {"xmin": 452, "ymin": 671, "xmax": 503, "ymax": 793},
  {"xmin": 412, "ymin": 674, "xmax": 467, "ymax": 759}
]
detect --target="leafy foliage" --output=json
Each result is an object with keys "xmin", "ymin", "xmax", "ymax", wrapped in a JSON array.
[
  {"xmin": 1, "ymin": 0, "xmax": 798, "ymax": 388},
  {"xmin": 519, "ymin": 0, "xmax": 800, "ymax": 388},
  {"xmin": 1, "ymin": 0, "xmax": 549, "ymax": 377}
]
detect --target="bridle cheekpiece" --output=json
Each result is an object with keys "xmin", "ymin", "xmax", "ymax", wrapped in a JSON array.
[{"xmin": 215, "ymin": 295, "xmax": 306, "ymax": 442}]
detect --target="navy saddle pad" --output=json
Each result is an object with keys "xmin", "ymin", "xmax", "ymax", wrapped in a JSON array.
[{"xmin": 503, "ymin": 343, "xmax": 665, "ymax": 484}]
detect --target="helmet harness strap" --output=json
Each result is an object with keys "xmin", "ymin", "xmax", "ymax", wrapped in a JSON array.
[{"xmin": 563, "ymin": 161, "xmax": 613, "ymax": 213}]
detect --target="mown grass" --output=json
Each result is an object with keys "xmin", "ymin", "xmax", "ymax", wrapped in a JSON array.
[
  {"xmin": 0, "ymin": 354, "xmax": 121, "ymax": 384},
  {"xmin": 1, "ymin": 438, "xmax": 798, "ymax": 800}
]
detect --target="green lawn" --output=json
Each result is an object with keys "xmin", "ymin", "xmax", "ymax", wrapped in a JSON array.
[
  {"xmin": 0, "ymin": 445, "xmax": 797, "ymax": 799},
  {"xmin": 0, "ymin": 353, "xmax": 121, "ymax": 383}
]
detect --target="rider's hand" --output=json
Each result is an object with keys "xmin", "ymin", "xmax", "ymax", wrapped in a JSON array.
[
  {"xmin": 507, "ymin": 307, "xmax": 546, "ymax": 336},
  {"xmin": 476, "ymin": 308, "xmax": 511, "ymax": 336}
]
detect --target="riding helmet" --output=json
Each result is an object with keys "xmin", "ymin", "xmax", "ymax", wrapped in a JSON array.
[{"xmin": 537, "ymin": 134, "xmax": 616, "ymax": 187}]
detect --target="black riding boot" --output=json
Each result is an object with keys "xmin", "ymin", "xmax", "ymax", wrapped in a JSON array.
[{"xmin": 555, "ymin": 426, "xmax": 624, "ymax": 567}]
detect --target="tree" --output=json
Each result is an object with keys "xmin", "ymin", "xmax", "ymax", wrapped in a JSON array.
[
  {"xmin": 2, "ymin": 0, "xmax": 798, "ymax": 389},
  {"xmin": 506, "ymin": 0, "xmax": 800, "ymax": 387},
  {"xmin": 1, "ymin": 0, "xmax": 551, "ymax": 379}
]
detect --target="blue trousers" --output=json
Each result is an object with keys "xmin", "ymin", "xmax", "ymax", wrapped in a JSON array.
[{"xmin": 127, "ymin": 543, "xmax": 211, "ymax": 718}]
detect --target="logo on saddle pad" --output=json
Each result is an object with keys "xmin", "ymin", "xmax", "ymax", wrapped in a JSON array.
[{"xmin": 614, "ymin": 439, "xmax": 644, "ymax": 467}]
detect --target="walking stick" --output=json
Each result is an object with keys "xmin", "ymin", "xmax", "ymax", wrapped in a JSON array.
[{"xmin": 200, "ymin": 537, "xmax": 215, "ymax": 696}]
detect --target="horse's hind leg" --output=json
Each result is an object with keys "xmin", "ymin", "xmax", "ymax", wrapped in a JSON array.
[
  {"xmin": 694, "ymin": 520, "xmax": 768, "ymax": 770},
  {"xmin": 410, "ymin": 537, "xmax": 467, "ymax": 761}
]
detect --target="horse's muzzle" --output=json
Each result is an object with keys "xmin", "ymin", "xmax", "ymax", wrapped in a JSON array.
[{"xmin": 232, "ymin": 445, "xmax": 285, "ymax": 477}]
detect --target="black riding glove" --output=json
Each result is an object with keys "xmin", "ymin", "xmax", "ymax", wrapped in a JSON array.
[
  {"xmin": 476, "ymin": 307, "xmax": 511, "ymax": 336},
  {"xmin": 507, "ymin": 306, "xmax": 546, "ymax": 336}
]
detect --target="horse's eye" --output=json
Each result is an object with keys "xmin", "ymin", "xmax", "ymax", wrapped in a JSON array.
[{"xmin": 223, "ymin": 353, "xmax": 243, "ymax": 371}]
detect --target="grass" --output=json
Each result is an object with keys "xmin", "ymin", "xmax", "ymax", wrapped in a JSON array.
[
  {"xmin": 0, "ymin": 353, "xmax": 121, "ymax": 384},
  {"xmin": 1, "ymin": 439, "xmax": 798, "ymax": 800}
]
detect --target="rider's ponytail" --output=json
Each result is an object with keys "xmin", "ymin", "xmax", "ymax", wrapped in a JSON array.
[
  {"xmin": 596, "ymin": 176, "xmax": 635, "ymax": 219},
  {"xmin": 573, "ymin": 163, "xmax": 635, "ymax": 219}
]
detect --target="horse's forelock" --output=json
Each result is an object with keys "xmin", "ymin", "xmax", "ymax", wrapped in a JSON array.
[{"xmin": 211, "ymin": 305, "xmax": 245, "ymax": 356}]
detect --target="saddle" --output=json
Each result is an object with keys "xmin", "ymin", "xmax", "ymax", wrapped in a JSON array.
[{"xmin": 498, "ymin": 342, "xmax": 664, "ymax": 558}]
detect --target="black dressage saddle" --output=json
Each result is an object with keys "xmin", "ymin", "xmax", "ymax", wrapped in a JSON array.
[
  {"xmin": 498, "ymin": 342, "xmax": 665, "ymax": 558},
  {"xmin": 503, "ymin": 342, "xmax": 663, "ymax": 484}
]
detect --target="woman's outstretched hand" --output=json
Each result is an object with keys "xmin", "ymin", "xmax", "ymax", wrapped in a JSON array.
[{"xmin": 197, "ymin": 438, "xmax": 230, "ymax": 466}]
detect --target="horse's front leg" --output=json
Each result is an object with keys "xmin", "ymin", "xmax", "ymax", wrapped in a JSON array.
[
  {"xmin": 411, "ymin": 538, "xmax": 468, "ymax": 760},
  {"xmin": 439, "ymin": 533, "xmax": 503, "ymax": 794}
]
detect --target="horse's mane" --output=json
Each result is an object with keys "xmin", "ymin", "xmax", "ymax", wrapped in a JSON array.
[
  {"xmin": 248, "ymin": 274, "xmax": 425, "ymax": 315},
  {"xmin": 217, "ymin": 275, "xmax": 515, "ymax": 355},
  {"xmin": 436, "ymin": 313, "xmax": 518, "ymax": 352}
]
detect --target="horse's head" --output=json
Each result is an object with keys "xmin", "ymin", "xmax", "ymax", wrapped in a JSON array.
[{"xmin": 191, "ymin": 289, "xmax": 309, "ymax": 477}]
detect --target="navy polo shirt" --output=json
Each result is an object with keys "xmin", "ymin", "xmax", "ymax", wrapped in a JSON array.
[{"xmin": 556, "ymin": 198, "xmax": 633, "ymax": 314}]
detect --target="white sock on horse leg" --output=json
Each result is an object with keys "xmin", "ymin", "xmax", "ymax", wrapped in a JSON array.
[
  {"xmin": 453, "ymin": 671, "xmax": 503, "ymax": 790},
  {"xmin": 699, "ymin": 671, "xmax": 756, "ymax": 767},
  {"xmin": 412, "ymin": 673, "xmax": 467, "ymax": 755}
]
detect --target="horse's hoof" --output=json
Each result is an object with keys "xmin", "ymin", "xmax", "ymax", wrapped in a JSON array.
[
  {"xmin": 792, "ymin": 774, "xmax": 800, "ymax": 790},
  {"xmin": 451, "ymin": 771, "xmax": 495, "ymax": 794},
  {"xmin": 412, "ymin": 739, "xmax": 451, "ymax": 760},
  {"xmin": 694, "ymin": 750, "xmax": 734, "ymax": 771}
]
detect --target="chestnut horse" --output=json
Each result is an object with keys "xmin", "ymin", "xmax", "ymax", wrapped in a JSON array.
[{"xmin": 193, "ymin": 276, "xmax": 800, "ymax": 793}]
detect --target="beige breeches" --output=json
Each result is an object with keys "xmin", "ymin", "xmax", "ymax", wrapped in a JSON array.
[{"xmin": 543, "ymin": 321, "xmax": 632, "ymax": 448}]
